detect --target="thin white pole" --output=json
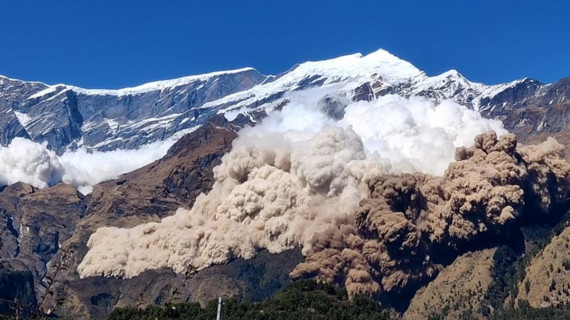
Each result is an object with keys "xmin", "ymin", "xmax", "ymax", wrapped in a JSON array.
[{"xmin": 216, "ymin": 297, "xmax": 222, "ymax": 320}]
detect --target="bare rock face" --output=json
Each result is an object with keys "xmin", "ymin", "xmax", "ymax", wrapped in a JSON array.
[
  {"xmin": 0, "ymin": 183, "xmax": 35, "ymax": 260},
  {"xmin": 478, "ymin": 78, "xmax": 543, "ymax": 117},
  {"xmin": 0, "ymin": 259, "xmax": 37, "ymax": 317},
  {"xmin": 352, "ymin": 82, "xmax": 375, "ymax": 102},
  {"xmin": 488, "ymin": 77, "xmax": 570, "ymax": 157},
  {"xmin": 404, "ymin": 248, "xmax": 496, "ymax": 320},
  {"xmin": 0, "ymin": 182, "xmax": 84, "ymax": 305},
  {"xmin": 318, "ymin": 95, "xmax": 348, "ymax": 120}
]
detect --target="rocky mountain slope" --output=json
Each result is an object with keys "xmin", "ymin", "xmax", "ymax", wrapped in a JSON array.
[{"xmin": 0, "ymin": 49, "xmax": 569, "ymax": 319}]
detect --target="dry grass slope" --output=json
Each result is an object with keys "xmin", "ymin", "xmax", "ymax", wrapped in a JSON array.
[
  {"xmin": 516, "ymin": 226, "xmax": 570, "ymax": 307},
  {"xmin": 404, "ymin": 248, "xmax": 496, "ymax": 320}
]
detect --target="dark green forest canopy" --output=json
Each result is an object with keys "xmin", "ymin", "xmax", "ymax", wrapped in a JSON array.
[{"xmin": 108, "ymin": 280, "xmax": 392, "ymax": 320}]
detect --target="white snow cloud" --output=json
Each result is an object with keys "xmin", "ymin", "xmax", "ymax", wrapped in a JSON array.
[
  {"xmin": 59, "ymin": 140, "xmax": 174, "ymax": 194},
  {"xmin": 0, "ymin": 138, "xmax": 64, "ymax": 189},
  {"xmin": 0, "ymin": 138, "xmax": 175, "ymax": 194}
]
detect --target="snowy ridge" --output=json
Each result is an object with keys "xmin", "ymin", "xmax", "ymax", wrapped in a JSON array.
[
  {"xmin": 480, "ymin": 78, "xmax": 533, "ymax": 100},
  {"xmin": 17, "ymin": 67, "xmax": 262, "ymax": 101},
  {"xmin": 204, "ymin": 49, "xmax": 543, "ymax": 117},
  {"xmin": 0, "ymin": 74, "xmax": 49, "ymax": 87},
  {"xmin": 70, "ymin": 67, "xmax": 260, "ymax": 96},
  {"xmin": 27, "ymin": 86, "xmax": 60, "ymax": 100},
  {"xmin": 0, "ymin": 48, "xmax": 548, "ymax": 154}
]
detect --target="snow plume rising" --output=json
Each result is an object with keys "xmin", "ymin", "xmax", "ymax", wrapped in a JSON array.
[
  {"xmin": 0, "ymin": 138, "xmax": 64, "ymax": 189},
  {"xmin": 59, "ymin": 140, "xmax": 174, "ymax": 194},
  {"xmin": 78, "ymin": 93, "xmax": 510, "ymax": 279},
  {"xmin": 0, "ymin": 138, "xmax": 174, "ymax": 194}
]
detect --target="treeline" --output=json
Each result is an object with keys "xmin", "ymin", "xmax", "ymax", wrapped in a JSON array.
[
  {"xmin": 109, "ymin": 279, "xmax": 392, "ymax": 320},
  {"xmin": 4, "ymin": 279, "xmax": 570, "ymax": 319},
  {"xmin": 490, "ymin": 302, "xmax": 570, "ymax": 320}
]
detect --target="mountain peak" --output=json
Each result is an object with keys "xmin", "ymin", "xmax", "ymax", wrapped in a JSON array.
[
  {"xmin": 438, "ymin": 69, "xmax": 462, "ymax": 78},
  {"xmin": 360, "ymin": 48, "xmax": 424, "ymax": 80},
  {"xmin": 284, "ymin": 48, "xmax": 423, "ymax": 84}
]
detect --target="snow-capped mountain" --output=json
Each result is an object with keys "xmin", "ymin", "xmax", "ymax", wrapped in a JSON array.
[
  {"xmin": 0, "ymin": 48, "xmax": 569, "ymax": 320},
  {"xmin": 0, "ymin": 49, "xmax": 560, "ymax": 153},
  {"xmin": 0, "ymin": 68, "xmax": 266, "ymax": 152}
]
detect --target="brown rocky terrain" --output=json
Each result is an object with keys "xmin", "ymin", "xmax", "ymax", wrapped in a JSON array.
[{"xmin": 0, "ymin": 182, "xmax": 85, "ymax": 307}]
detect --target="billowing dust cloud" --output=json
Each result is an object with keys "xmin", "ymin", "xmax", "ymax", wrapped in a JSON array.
[
  {"xmin": 291, "ymin": 132, "xmax": 570, "ymax": 298},
  {"xmin": 78, "ymin": 93, "xmax": 515, "ymax": 280},
  {"xmin": 79, "ymin": 126, "xmax": 385, "ymax": 277}
]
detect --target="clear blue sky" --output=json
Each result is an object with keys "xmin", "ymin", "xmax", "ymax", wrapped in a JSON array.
[{"xmin": 1, "ymin": 0, "xmax": 568, "ymax": 88}]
